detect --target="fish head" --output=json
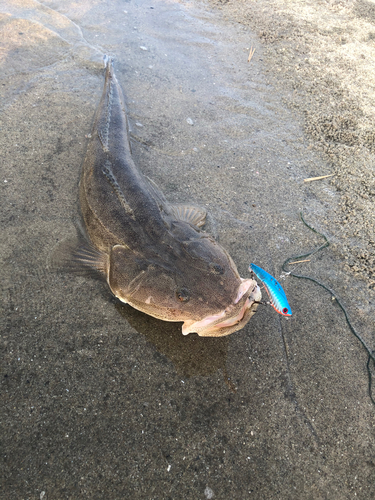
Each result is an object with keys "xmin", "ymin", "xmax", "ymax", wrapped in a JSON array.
[{"xmin": 107, "ymin": 236, "xmax": 261, "ymax": 337}]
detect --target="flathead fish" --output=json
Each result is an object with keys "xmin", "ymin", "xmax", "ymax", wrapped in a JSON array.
[{"xmin": 77, "ymin": 58, "xmax": 261, "ymax": 336}]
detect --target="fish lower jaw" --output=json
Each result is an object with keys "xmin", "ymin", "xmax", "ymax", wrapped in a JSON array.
[{"xmin": 182, "ymin": 284, "xmax": 261, "ymax": 337}]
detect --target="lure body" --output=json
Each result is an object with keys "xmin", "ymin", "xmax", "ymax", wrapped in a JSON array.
[{"xmin": 249, "ymin": 263, "xmax": 292, "ymax": 316}]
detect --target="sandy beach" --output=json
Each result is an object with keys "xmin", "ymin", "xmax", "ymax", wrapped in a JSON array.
[{"xmin": 1, "ymin": 0, "xmax": 374, "ymax": 498}]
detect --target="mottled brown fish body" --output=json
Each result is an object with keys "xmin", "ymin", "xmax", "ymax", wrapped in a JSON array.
[{"xmin": 79, "ymin": 60, "xmax": 261, "ymax": 336}]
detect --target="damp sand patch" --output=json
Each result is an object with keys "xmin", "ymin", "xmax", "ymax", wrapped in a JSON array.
[{"xmin": 200, "ymin": 0, "xmax": 375, "ymax": 288}]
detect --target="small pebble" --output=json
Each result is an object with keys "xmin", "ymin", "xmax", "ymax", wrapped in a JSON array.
[{"xmin": 204, "ymin": 487, "xmax": 214, "ymax": 499}]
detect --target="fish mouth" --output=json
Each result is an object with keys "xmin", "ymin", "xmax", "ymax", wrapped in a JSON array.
[{"xmin": 182, "ymin": 279, "xmax": 261, "ymax": 337}]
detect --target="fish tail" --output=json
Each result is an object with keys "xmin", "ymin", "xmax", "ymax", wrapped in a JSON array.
[
  {"xmin": 103, "ymin": 54, "xmax": 112, "ymax": 69},
  {"xmin": 103, "ymin": 55, "xmax": 115, "ymax": 80}
]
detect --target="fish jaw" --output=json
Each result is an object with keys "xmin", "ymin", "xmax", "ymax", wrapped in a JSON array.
[{"xmin": 181, "ymin": 279, "xmax": 261, "ymax": 337}]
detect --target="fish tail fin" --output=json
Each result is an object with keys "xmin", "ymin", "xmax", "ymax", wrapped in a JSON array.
[
  {"xmin": 103, "ymin": 54, "xmax": 110, "ymax": 68},
  {"xmin": 103, "ymin": 54, "xmax": 114, "ymax": 73}
]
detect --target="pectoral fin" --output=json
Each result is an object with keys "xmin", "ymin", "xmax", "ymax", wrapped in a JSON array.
[
  {"xmin": 145, "ymin": 176, "xmax": 207, "ymax": 228},
  {"xmin": 48, "ymin": 225, "xmax": 108, "ymax": 277},
  {"xmin": 170, "ymin": 204, "xmax": 207, "ymax": 228}
]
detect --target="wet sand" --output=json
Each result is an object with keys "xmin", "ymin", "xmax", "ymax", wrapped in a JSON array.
[
  {"xmin": 1, "ymin": 0, "xmax": 374, "ymax": 498},
  {"xmin": 205, "ymin": 0, "xmax": 375, "ymax": 287}
]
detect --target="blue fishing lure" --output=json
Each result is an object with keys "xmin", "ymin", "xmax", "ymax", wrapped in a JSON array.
[{"xmin": 249, "ymin": 263, "xmax": 292, "ymax": 316}]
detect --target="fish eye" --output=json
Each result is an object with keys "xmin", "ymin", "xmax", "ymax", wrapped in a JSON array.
[
  {"xmin": 209, "ymin": 262, "xmax": 224, "ymax": 275},
  {"xmin": 282, "ymin": 307, "xmax": 288, "ymax": 314},
  {"xmin": 176, "ymin": 287, "xmax": 190, "ymax": 302}
]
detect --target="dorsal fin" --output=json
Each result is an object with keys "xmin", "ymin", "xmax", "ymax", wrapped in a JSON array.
[
  {"xmin": 145, "ymin": 176, "xmax": 169, "ymax": 206},
  {"xmin": 102, "ymin": 160, "xmax": 135, "ymax": 218}
]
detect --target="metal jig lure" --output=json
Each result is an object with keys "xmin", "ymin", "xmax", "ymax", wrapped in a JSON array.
[{"xmin": 249, "ymin": 263, "xmax": 292, "ymax": 316}]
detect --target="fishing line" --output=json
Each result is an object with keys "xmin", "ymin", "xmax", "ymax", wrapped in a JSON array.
[{"xmin": 282, "ymin": 212, "xmax": 375, "ymax": 406}]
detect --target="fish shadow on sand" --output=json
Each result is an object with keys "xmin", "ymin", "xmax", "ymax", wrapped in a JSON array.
[
  {"xmin": 49, "ymin": 227, "xmax": 231, "ymax": 382},
  {"xmin": 114, "ymin": 300, "xmax": 230, "ymax": 379}
]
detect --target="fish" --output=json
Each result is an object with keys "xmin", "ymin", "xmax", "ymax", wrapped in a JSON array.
[
  {"xmin": 76, "ymin": 57, "xmax": 261, "ymax": 337},
  {"xmin": 249, "ymin": 263, "xmax": 292, "ymax": 316}
]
